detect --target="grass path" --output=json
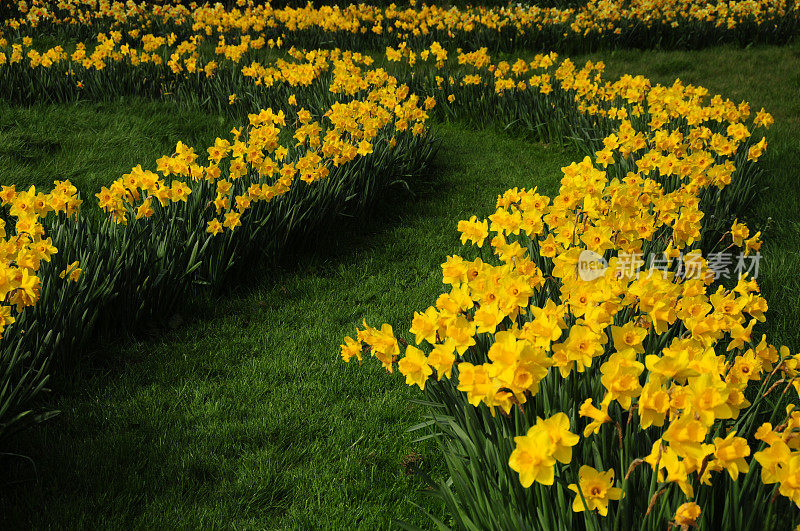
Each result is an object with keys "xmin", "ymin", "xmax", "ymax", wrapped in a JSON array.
[
  {"xmin": 0, "ymin": 100, "xmax": 235, "ymax": 217},
  {"xmin": 0, "ymin": 123, "xmax": 577, "ymax": 528}
]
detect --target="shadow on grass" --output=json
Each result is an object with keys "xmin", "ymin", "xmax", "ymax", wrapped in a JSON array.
[{"xmin": 0, "ymin": 122, "xmax": 577, "ymax": 528}]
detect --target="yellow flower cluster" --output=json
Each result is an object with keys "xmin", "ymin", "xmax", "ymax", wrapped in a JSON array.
[
  {"xmin": 95, "ymin": 58, "xmax": 430, "ymax": 232},
  {"xmin": 0, "ymin": 30, "xmax": 283, "ymax": 76},
  {"xmin": 508, "ymin": 412, "xmax": 579, "ymax": 487},
  {"xmin": 0, "ymin": 181, "xmax": 82, "ymax": 338},
  {"xmin": 341, "ymin": 64, "xmax": 791, "ymax": 516},
  {"xmin": 407, "ymin": 43, "xmax": 774, "ymax": 164},
  {"xmin": 753, "ymin": 412, "xmax": 800, "ymax": 506},
  {"xmin": 6, "ymin": 0, "xmax": 796, "ymax": 45},
  {"xmin": 240, "ymin": 48, "xmax": 371, "ymax": 88},
  {"xmin": 6, "ymin": 0, "xmax": 190, "ymax": 30}
]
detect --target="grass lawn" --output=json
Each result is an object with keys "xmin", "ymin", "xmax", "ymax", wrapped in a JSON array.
[
  {"xmin": 0, "ymin": 116, "xmax": 577, "ymax": 527},
  {"xmin": 0, "ymin": 99, "xmax": 236, "ymax": 216},
  {"xmin": 0, "ymin": 42, "xmax": 797, "ymax": 528}
]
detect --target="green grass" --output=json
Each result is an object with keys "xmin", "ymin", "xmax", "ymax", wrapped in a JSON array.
[
  {"xmin": 0, "ymin": 121, "xmax": 577, "ymax": 528},
  {"xmin": 0, "ymin": 42, "xmax": 798, "ymax": 528},
  {"xmin": 0, "ymin": 99, "xmax": 237, "ymax": 215},
  {"xmin": 571, "ymin": 42, "xmax": 800, "ymax": 350}
]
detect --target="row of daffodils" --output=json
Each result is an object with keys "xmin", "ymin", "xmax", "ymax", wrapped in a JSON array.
[
  {"xmin": 0, "ymin": 54, "xmax": 436, "ymax": 440},
  {"xmin": 341, "ymin": 49, "xmax": 793, "ymax": 531},
  {"xmin": 4, "ymin": 0, "xmax": 799, "ymax": 53}
]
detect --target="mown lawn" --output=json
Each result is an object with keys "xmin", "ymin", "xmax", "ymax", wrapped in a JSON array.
[
  {"xmin": 0, "ymin": 110, "xmax": 576, "ymax": 527},
  {"xmin": 0, "ymin": 99, "xmax": 236, "ymax": 216},
  {"xmin": 0, "ymin": 41, "xmax": 797, "ymax": 528}
]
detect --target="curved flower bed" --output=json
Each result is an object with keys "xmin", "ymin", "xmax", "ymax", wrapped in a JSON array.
[{"xmin": 342, "ymin": 50, "xmax": 787, "ymax": 529}]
